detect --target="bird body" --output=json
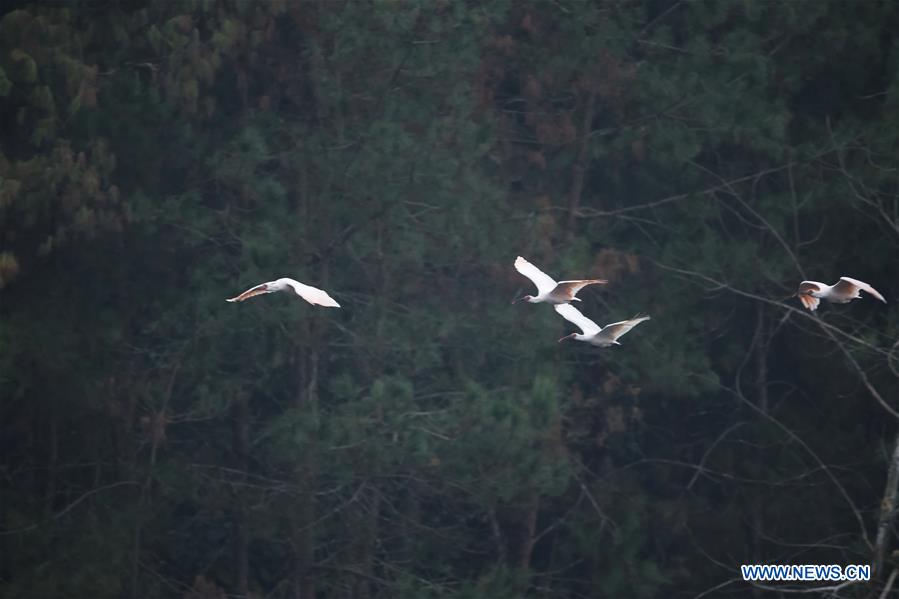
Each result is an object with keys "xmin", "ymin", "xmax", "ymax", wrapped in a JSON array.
[
  {"xmin": 227, "ymin": 278, "xmax": 340, "ymax": 307},
  {"xmin": 554, "ymin": 303, "xmax": 650, "ymax": 347},
  {"xmin": 796, "ymin": 277, "xmax": 885, "ymax": 311},
  {"xmin": 513, "ymin": 256, "xmax": 606, "ymax": 304}
]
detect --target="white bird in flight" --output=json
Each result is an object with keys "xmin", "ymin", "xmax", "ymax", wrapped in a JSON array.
[
  {"xmin": 226, "ymin": 278, "xmax": 341, "ymax": 307},
  {"xmin": 555, "ymin": 303, "xmax": 650, "ymax": 347},
  {"xmin": 796, "ymin": 277, "xmax": 885, "ymax": 311},
  {"xmin": 513, "ymin": 256, "xmax": 607, "ymax": 304}
]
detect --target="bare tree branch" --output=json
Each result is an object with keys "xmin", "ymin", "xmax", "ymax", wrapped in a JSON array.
[{"xmin": 0, "ymin": 480, "xmax": 140, "ymax": 536}]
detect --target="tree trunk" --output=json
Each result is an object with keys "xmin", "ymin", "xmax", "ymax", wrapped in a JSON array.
[
  {"xmin": 514, "ymin": 493, "xmax": 539, "ymax": 572},
  {"xmin": 232, "ymin": 393, "xmax": 250, "ymax": 597},
  {"xmin": 292, "ymin": 343, "xmax": 318, "ymax": 599},
  {"xmin": 754, "ymin": 303, "xmax": 769, "ymax": 414},
  {"xmin": 750, "ymin": 303, "xmax": 768, "ymax": 599},
  {"xmin": 874, "ymin": 429, "xmax": 899, "ymax": 579},
  {"xmin": 489, "ymin": 507, "xmax": 507, "ymax": 565},
  {"xmin": 350, "ymin": 486, "xmax": 381, "ymax": 599},
  {"xmin": 567, "ymin": 84, "xmax": 598, "ymax": 234},
  {"xmin": 130, "ymin": 364, "xmax": 178, "ymax": 599},
  {"xmin": 45, "ymin": 395, "xmax": 59, "ymax": 513}
]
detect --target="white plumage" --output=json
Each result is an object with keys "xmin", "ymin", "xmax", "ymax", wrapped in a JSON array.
[
  {"xmin": 513, "ymin": 256, "xmax": 606, "ymax": 305},
  {"xmin": 226, "ymin": 278, "xmax": 340, "ymax": 308},
  {"xmin": 555, "ymin": 303, "xmax": 650, "ymax": 347},
  {"xmin": 796, "ymin": 277, "xmax": 885, "ymax": 311}
]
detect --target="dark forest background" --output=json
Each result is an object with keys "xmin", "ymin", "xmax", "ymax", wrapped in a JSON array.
[{"xmin": 1, "ymin": 1, "xmax": 898, "ymax": 597}]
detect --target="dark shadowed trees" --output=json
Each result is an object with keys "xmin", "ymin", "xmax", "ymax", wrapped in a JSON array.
[{"xmin": 1, "ymin": 1, "xmax": 897, "ymax": 597}]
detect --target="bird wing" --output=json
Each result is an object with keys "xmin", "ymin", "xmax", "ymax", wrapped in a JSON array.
[
  {"xmin": 515, "ymin": 256, "xmax": 557, "ymax": 295},
  {"xmin": 598, "ymin": 315, "xmax": 651, "ymax": 342},
  {"xmin": 281, "ymin": 278, "xmax": 341, "ymax": 308},
  {"xmin": 836, "ymin": 277, "xmax": 886, "ymax": 303},
  {"xmin": 226, "ymin": 282, "xmax": 275, "ymax": 302},
  {"xmin": 796, "ymin": 281, "xmax": 823, "ymax": 311},
  {"xmin": 554, "ymin": 303, "xmax": 601, "ymax": 336},
  {"xmin": 798, "ymin": 294, "xmax": 819, "ymax": 311},
  {"xmin": 552, "ymin": 279, "xmax": 608, "ymax": 300},
  {"xmin": 797, "ymin": 281, "xmax": 822, "ymax": 294}
]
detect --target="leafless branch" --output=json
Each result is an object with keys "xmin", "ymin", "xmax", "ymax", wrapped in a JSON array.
[
  {"xmin": 0, "ymin": 480, "xmax": 140, "ymax": 535},
  {"xmin": 651, "ymin": 260, "xmax": 892, "ymax": 361},
  {"xmin": 713, "ymin": 379, "xmax": 872, "ymax": 550},
  {"xmin": 879, "ymin": 568, "xmax": 898, "ymax": 599},
  {"xmin": 687, "ymin": 422, "xmax": 746, "ymax": 490}
]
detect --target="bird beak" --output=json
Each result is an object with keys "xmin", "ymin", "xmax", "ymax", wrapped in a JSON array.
[
  {"xmin": 512, "ymin": 296, "xmax": 524, "ymax": 305},
  {"xmin": 558, "ymin": 333, "xmax": 574, "ymax": 343}
]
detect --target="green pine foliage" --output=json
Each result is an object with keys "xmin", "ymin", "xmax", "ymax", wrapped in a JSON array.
[{"xmin": 1, "ymin": 1, "xmax": 898, "ymax": 597}]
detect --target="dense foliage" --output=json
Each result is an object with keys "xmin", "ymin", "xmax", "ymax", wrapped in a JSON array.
[{"xmin": 1, "ymin": 1, "xmax": 898, "ymax": 597}]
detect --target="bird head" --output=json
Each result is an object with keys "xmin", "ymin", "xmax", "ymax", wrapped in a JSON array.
[{"xmin": 512, "ymin": 295, "xmax": 534, "ymax": 304}]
